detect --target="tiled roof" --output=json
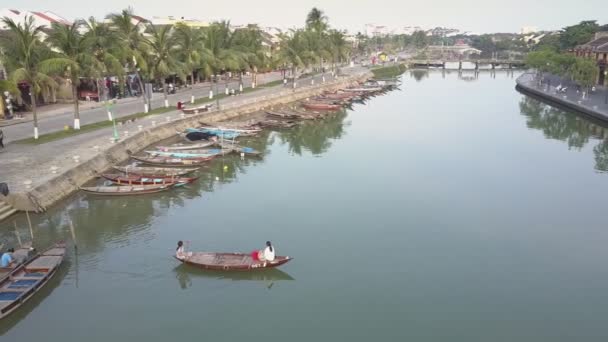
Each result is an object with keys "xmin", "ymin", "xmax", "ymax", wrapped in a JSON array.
[{"xmin": 579, "ymin": 36, "xmax": 608, "ymax": 49}]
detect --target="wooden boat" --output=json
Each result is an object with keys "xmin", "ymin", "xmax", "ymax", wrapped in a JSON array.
[
  {"xmin": 181, "ymin": 103, "xmax": 213, "ymax": 114},
  {"xmin": 176, "ymin": 252, "xmax": 292, "ymax": 271},
  {"xmin": 301, "ymin": 102, "xmax": 342, "ymax": 111},
  {"xmin": 112, "ymin": 166, "xmax": 199, "ymax": 177},
  {"xmin": 344, "ymin": 86, "xmax": 383, "ymax": 93},
  {"xmin": 213, "ymin": 143, "xmax": 263, "ymax": 157},
  {"xmin": 258, "ymin": 119, "xmax": 297, "ymax": 129},
  {"xmin": 321, "ymin": 92, "xmax": 355, "ymax": 100},
  {"xmin": 132, "ymin": 155, "xmax": 215, "ymax": 167},
  {"xmin": 156, "ymin": 141, "xmax": 215, "ymax": 151},
  {"xmin": 101, "ymin": 174, "xmax": 198, "ymax": 185},
  {"xmin": 0, "ymin": 243, "xmax": 66, "ymax": 319},
  {"xmin": 198, "ymin": 125, "xmax": 262, "ymax": 135},
  {"xmin": 80, "ymin": 184, "xmax": 173, "ymax": 195},
  {"xmin": 145, "ymin": 149, "xmax": 227, "ymax": 159},
  {"xmin": 0, "ymin": 245, "xmax": 35, "ymax": 280},
  {"xmin": 265, "ymin": 110, "xmax": 301, "ymax": 120},
  {"xmin": 185, "ymin": 128, "xmax": 241, "ymax": 139}
]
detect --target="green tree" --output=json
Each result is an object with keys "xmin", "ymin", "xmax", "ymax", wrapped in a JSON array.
[
  {"xmin": 571, "ymin": 57, "xmax": 598, "ymax": 94},
  {"xmin": 0, "ymin": 16, "xmax": 56, "ymax": 139},
  {"xmin": 107, "ymin": 8, "xmax": 149, "ymax": 110},
  {"xmin": 560, "ymin": 20, "xmax": 599, "ymax": 50},
  {"xmin": 43, "ymin": 20, "xmax": 101, "ymax": 130},
  {"xmin": 174, "ymin": 23, "xmax": 208, "ymax": 102},
  {"xmin": 144, "ymin": 24, "xmax": 181, "ymax": 108},
  {"xmin": 305, "ymin": 7, "xmax": 328, "ymax": 33},
  {"xmin": 412, "ymin": 31, "xmax": 428, "ymax": 49}
]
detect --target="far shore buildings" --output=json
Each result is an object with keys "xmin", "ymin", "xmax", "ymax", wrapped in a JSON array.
[{"xmin": 572, "ymin": 31, "xmax": 608, "ymax": 85}]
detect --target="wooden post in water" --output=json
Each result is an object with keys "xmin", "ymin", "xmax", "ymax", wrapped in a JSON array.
[
  {"xmin": 25, "ymin": 211, "xmax": 34, "ymax": 240},
  {"xmin": 69, "ymin": 220, "xmax": 78, "ymax": 250},
  {"xmin": 14, "ymin": 221, "xmax": 23, "ymax": 247}
]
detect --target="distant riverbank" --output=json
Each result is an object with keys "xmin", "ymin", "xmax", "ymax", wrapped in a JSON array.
[{"xmin": 516, "ymin": 72, "xmax": 608, "ymax": 123}]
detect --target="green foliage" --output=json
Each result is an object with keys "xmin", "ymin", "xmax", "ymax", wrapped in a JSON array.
[
  {"xmin": 371, "ymin": 64, "xmax": 406, "ymax": 78},
  {"xmin": 560, "ymin": 20, "xmax": 599, "ymax": 50}
]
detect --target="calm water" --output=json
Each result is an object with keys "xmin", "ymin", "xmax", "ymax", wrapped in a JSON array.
[{"xmin": 2, "ymin": 70, "xmax": 608, "ymax": 341}]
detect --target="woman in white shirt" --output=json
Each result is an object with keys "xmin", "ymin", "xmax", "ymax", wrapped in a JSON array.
[
  {"xmin": 259, "ymin": 241, "xmax": 275, "ymax": 262},
  {"xmin": 176, "ymin": 241, "xmax": 189, "ymax": 260}
]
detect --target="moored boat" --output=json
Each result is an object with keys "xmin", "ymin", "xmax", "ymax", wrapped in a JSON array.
[
  {"xmin": 101, "ymin": 174, "xmax": 199, "ymax": 185},
  {"xmin": 131, "ymin": 155, "xmax": 215, "ymax": 167},
  {"xmin": 0, "ymin": 242, "xmax": 66, "ymax": 319},
  {"xmin": 145, "ymin": 149, "xmax": 227, "ymax": 159},
  {"xmin": 156, "ymin": 141, "xmax": 215, "ymax": 151},
  {"xmin": 80, "ymin": 184, "xmax": 173, "ymax": 195},
  {"xmin": 112, "ymin": 166, "xmax": 199, "ymax": 177},
  {"xmin": 301, "ymin": 102, "xmax": 342, "ymax": 111},
  {"xmin": 185, "ymin": 128, "xmax": 240, "ymax": 139},
  {"xmin": 176, "ymin": 252, "xmax": 292, "ymax": 271}
]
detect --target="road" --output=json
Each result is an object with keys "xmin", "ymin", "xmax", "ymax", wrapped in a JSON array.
[{"xmin": 2, "ymin": 71, "xmax": 286, "ymax": 143}]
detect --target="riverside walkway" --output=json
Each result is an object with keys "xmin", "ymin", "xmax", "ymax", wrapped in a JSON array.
[
  {"xmin": 0, "ymin": 66, "xmax": 369, "ymax": 214},
  {"xmin": 516, "ymin": 72, "xmax": 608, "ymax": 122}
]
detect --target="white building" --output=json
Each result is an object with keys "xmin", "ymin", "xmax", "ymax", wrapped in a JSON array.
[
  {"xmin": 520, "ymin": 26, "xmax": 539, "ymax": 35},
  {"xmin": 0, "ymin": 8, "xmax": 70, "ymax": 30}
]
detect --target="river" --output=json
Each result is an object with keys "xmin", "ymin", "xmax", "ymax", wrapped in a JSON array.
[{"xmin": 2, "ymin": 69, "xmax": 608, "ymax": 341}]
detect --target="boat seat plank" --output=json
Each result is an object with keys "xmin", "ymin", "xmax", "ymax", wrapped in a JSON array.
[
  {"xmin": 25, "ymin": 256, "xmax": 62, "ymax": 271},
  {"xmin": 6, "ymin": 279, "xmax": 38, "ymax": 289},
  {"xmin": 0, "ymin": 291, "xmax": 23, "ymax": 301}
]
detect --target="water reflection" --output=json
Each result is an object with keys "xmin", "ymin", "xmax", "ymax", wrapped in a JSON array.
[
  {"xmin": 277, "ymin": 109, "xmax": 349, "ymax": 155},
  {"xmin": 410, "ymin": 70, "xmax": 429, "ymax": 82},
  {"xmin": 518, "ymin": 96, "xmax": 608, "ymax": 172},
  {"xmin": 173, "ymin": 265, "xmax": 294, "ymax": 290}
]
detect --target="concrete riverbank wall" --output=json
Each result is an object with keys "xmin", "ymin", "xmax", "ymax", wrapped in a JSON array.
[
  {"xmin": 516, "ymin": 73, "xmax": 608, "ymax": 123},
  {"xmin": 3, "ymin": 73, "xmax": 371, "ymax": 213}
]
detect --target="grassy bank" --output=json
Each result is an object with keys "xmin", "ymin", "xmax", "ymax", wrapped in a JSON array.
[
  {"xmin": 16, "ymin": 80, "xmax": 286, "ymax": 145},
  {"xmin": 371, "ymin": 63, "xmax": 407, "ymax": 79}
]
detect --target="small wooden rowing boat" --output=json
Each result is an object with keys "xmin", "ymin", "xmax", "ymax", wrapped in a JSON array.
[
  {"xmin": 112, "ymin": 166, "xmax": 199, "ymax": 177},
  {"xmin": 81, "ymin": 184, "xmax": 173, "ymax": 195},
  {"xmin": 265, "ymin": 110, "xmax": 300, "ymax": 120},
  {"xmin": 132, "ymin": 155, "xmax": 215, "ymax": 167},
  {"xmin": 145, "ymin": 149, "xmax": 227, "ymax": 159},
  {"xmin": 0, "ymin": 244, "xmax": 35, "ymax": 280},
  {"xmin": 176, "ymin": 252, "xmax": 292, "ymax": 271},
  {"xmin": 156, "ymin": 141, "xmax": 215, "ymax": 151},
  {"xmin": 101, "ymin": 174, "xmax": 198, "ymax": 185},
  {"xmin": 0, "ymin": 242, "xmax": 66, "ymax": 319},
  {"xmin": 301, "ymin": 102, "xmax": 342, "ymax": 111}
]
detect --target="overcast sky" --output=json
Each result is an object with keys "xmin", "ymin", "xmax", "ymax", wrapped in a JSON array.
[{"xmin": 7, "ymin": 0, "xmax": 607, "ymax": 33}]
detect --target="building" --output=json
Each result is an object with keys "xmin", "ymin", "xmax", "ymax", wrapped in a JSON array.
[
  {"xmin": 150, "ymin": 16, "xmax": 208, "ymax": 28},
  {"xmin": 520, "ymin": 26, "xmax": 539, "ymax": 35},
  {"xmin": 0, "ymin": 8, "xmax": 70, "ymax": 30},
  {"xmin": 573, "ymin": 31, "xmax": 608, "ymax": 85}
]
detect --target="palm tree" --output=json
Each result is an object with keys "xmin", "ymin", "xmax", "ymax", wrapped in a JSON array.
[
  {"xmin": 107, "ymin": 8, "xmax": 149, "ymax": 111},
  {"xmin": 174, "ymin": 23, "xmax": 206, "ymax": 103},
  {"xmin": 305, "ymin": 7, "xmax": 328, "ymax": 33},
  {"xmin": 144, "ymin": 24, "xmax": 181, "ymax": 108},
  {"xmin": 43, "ymin": 20, "xmax": 100, "ymax": 130},
  {"xmin": 204, "ymin": 21, "xmax": 246, "ymax": 95},
  {"xmin": 327, "ymin": 29, "xmax": 350, "ymax": 73},
  {"xmin": 0, "ymin": 16, "xmax": 56, "ymax": 139},
  {"xmin": 82, "ymin": 17, "xmax": 124, "ymax": 107}
]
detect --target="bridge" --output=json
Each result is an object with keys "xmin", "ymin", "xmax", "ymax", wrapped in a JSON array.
[{"xmin": 407, "ymin": 59, "xmax": 526, "ymax": 70}]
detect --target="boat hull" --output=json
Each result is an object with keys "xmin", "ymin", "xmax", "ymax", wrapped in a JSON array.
[
  {"xmin": 0, "ymin": 243, "xmax": 66, "ymax": 320},
  {"xmin": 176, "ymin": 252, "xmax": 292, "ymax": 271}
]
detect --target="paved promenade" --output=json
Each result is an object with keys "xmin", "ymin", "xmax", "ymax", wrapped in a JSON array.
[
  {"xmin": 516, "ymin": 72, "xmax": 608, "ymax": 121},
  {"xmin": 0, "ymin": 67, "xmax": 367, "ymax": 205}
]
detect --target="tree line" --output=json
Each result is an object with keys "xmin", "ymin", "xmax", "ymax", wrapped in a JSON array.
[{"xmin": 0, "ymin": 7, "xmax": 351, "ymax": 139}]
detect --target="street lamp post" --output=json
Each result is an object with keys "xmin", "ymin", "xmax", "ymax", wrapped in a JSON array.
[
  {"xmin": 106, "ymin": 100, "xmax": 119, "ymax": 141},
  {"xmin": 215, "ymin": 75, "xmax": 220, "ymax": 110}
]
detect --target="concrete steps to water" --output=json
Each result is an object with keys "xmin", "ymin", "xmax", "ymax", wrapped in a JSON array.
[{"xmin": 0, "ymin": 201, "xmax": 18, "ymax": 222}]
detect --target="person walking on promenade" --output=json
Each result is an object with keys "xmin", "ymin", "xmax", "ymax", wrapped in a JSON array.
[{"xmin": 0, "ymin": 128, "xmax": 4, "ymax": 149}]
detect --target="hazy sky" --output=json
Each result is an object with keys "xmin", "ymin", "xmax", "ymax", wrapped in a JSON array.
[{"xmin": 7, "ymin": 0, "xmax": 607, "ymax": 33}]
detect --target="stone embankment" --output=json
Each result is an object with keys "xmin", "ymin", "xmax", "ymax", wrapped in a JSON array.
[
  {"xmin": 1, "ymin": 72, "xmax": 371, "ymax": 213},
  {"xmin": 516, "ymin": 72, "xmax": 608, "ymax": 122}
]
